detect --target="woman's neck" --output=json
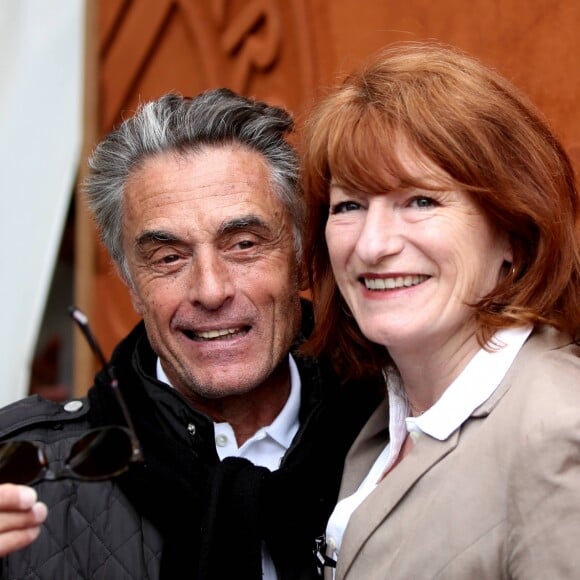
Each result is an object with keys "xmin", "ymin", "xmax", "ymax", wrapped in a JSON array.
[{"xmin": 389, "ymin": 330, "xmax": 483, "ymax": 415}]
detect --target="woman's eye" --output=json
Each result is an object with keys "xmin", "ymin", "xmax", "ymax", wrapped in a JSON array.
[
  {"xmin": 329, "ymin": 201, "xmax": 361, "ymax": 214},
  {"xmin": 409, "ymin": 196, "xmax": 437, "ymax": 209}
]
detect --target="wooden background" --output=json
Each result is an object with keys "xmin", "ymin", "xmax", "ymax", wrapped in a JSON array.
[{"xmin": 69, "ymin": 0, "xmax": 580, "ymax": 394}]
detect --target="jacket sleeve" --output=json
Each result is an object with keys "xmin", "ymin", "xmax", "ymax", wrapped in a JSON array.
[{"xmin": 507, "ymin": 386, "xmax": 580, "ymax": 577}]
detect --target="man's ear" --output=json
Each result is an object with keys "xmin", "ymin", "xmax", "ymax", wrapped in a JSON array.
[
  {"xmin": 297, "ymin": 259, "xmax": 309, "ymax": 292},
  {"xmin": 118, "ymin": 267, "xmax": 144, "ymax": 315},
  {"xmin": 129, "ymin": 286, "xmax": 144, "ymax": 316}
]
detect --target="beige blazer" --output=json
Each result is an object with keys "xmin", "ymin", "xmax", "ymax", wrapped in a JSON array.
[{"xmin": 331, "ymin": 327, "xmax": 580, "ymax": 580}]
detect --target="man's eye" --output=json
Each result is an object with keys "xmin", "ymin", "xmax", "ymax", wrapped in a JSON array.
[
  {"xmin": 152, "ymin": 253, "xmax": 181, "ymax": 267},
  {"xmin": 329, "ymin": 201, "xmax": 360, "ymax": 214},
  {"xmin": 235, "ymin": 239, "xmax": 256, "ymax": 250}
]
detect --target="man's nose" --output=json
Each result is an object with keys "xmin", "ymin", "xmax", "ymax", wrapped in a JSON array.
[{"xmin": 187, "ymin": 250, "xmax": 234, "ymax": 310}]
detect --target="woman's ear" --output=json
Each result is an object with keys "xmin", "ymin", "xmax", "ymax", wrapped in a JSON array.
[
  {"xmin": 503, "ymin": 234, "xmax": 514, "ymax": 265},
  {"xmin": 499, "ymin": 235, "xmax": 515, "ymax": 280}
]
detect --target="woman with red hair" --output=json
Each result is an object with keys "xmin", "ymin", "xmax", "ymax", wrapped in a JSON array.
[{"xmin": 302, "ymin": 41, "xmax": 580, "ymax": 579}]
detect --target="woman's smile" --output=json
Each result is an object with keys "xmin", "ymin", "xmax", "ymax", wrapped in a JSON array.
[{"xmin": 361, "ymin": 274, "xmax": 430, "ymax": 291}]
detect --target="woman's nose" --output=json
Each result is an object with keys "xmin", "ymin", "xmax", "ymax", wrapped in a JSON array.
[{"xmin": 354, "ymin": 202, "xmax": 405, "ymax": 264}]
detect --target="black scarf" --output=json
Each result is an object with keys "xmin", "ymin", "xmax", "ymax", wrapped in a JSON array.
[{"xmin": 88, "ymin": 327, "xmax": 275, "ymax": 578}]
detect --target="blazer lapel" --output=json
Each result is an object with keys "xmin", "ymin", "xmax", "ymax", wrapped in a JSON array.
[
  {"xmin": 338, "ymin": 428, "xmax": 460, "ymax": 578},
  {"xmin": 339, "ymin": 398, "xmax": 389, "ymax": 498}
]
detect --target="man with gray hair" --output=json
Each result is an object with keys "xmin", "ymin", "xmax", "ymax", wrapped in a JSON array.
[{"xmin": 0, "ymin": 89, "xmax": 381, "ymax": 579}]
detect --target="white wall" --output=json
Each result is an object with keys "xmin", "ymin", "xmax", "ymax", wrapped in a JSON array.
[{"xmin": 0, "ymin": 0, "xmax": 85, "ymax": 406}]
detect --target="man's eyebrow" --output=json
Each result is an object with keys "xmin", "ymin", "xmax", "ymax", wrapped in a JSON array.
[
  {"xmin": 135, "ymin": 230, "xmax": 181, "ymax": 247},
  {"xmin": 134, "ymin": 217, "xmax": 272, "ymax": 248},
  {"xmin": 218, "ymin": 215, "xmax": 270, "ymax": 235}
]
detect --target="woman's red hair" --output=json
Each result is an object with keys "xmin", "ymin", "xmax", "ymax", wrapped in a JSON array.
[{"xmin": 301, "ymin": 41, "xmax": 580, "ymax": 380}]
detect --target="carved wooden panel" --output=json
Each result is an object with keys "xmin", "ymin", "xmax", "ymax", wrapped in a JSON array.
[
  {"xmin": 99, "ymin": 0, "xmax": 317, "ymax": 133},
  {"xmin": 81, "ymin": 0, "xmax": 580, "ymax": 383},
  {"xmin": 90, "ymin": 0, "xmax": 318, "ymax": 359}
]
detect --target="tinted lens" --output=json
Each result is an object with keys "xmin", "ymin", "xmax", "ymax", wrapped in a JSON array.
[
  {"xmin": 0, "ymin": 441, "xmax": 46, "ymax": 485},
  {"xmin": 67, "ymin": 427, "xmax": 133, "ymax": 479}
]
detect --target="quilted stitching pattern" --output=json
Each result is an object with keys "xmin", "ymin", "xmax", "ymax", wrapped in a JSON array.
[{"xmin": 1, "ymin": 436, "xmax": 162, "ymax": 580}]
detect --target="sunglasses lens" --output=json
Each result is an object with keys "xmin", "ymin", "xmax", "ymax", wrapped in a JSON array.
[
  {"xmin": 0, "ymin": 441, "xmax": 45, "ymax": 485},
  {"xmin": 68, "ymin": 427, "xmax": 134, "ymax": 479}
]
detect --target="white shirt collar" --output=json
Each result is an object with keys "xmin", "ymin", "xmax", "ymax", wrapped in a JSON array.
[
  {"xmin": 259, "ymin": 354, "xmax": 301, "ymax": 448},
  {"xmin": 402, "ymin": 325, "xmax": 533, "ymax": 441},
  {"xmin": 156, "ymin": 354, "xmax": 301, "ymax": 455}
]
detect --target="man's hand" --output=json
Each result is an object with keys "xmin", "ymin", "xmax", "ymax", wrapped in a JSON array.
[{"xmin": 0, "ymin": 484, "xmax": 47, "ymax": 556}]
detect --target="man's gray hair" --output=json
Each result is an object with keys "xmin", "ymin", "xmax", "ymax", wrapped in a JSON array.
[{"xmin": 84, "ymin": 89, "xmax": 303, "ymax": 283}]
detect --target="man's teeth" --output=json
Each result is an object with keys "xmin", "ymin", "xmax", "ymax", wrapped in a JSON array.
[
  {"xmin": 364, "ymin": 275, "xmax": 429, "ymax": 290},
  {"xmin": 194, "ymin": 328, "xmax": 243, "ymax": 341}
]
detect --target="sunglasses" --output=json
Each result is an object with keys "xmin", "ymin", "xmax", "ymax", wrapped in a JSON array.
[{"xmin": 0, "ymin": 306, "xmax": 143, "ymax": 485}]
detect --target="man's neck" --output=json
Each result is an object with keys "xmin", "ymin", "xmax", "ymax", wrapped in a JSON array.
[
  {"xmin": 163, "ymin": 357, "xmax": 293, "ymax": 446},
  {"xmin": 201, "ymin": 378, "xmax": 291, "ymax": 446}
]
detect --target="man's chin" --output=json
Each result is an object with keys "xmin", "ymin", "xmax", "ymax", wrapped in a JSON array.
[{"xmin": 185, "ymin": 369, "xmax": 266, "ymax": 399}]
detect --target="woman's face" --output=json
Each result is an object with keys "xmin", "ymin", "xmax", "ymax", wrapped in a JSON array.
[{"xmin": 325, "ymin": 152, "xmax": 512, "ymax": 356}]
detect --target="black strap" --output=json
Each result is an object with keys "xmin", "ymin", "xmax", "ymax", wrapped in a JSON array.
[{"xmin": 314, "ymin": 535, "xmax": 337, "ymax": 576}]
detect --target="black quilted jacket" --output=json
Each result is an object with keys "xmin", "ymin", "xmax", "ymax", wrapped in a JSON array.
[{"xmin": 0, "ymin": 301, "xmax": 383, "ymax": 580}]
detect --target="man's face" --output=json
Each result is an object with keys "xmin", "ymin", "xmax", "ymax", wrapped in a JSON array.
[{"xmin": 122, "ymin": 145, "xmax": 303, "ymax": 403}]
